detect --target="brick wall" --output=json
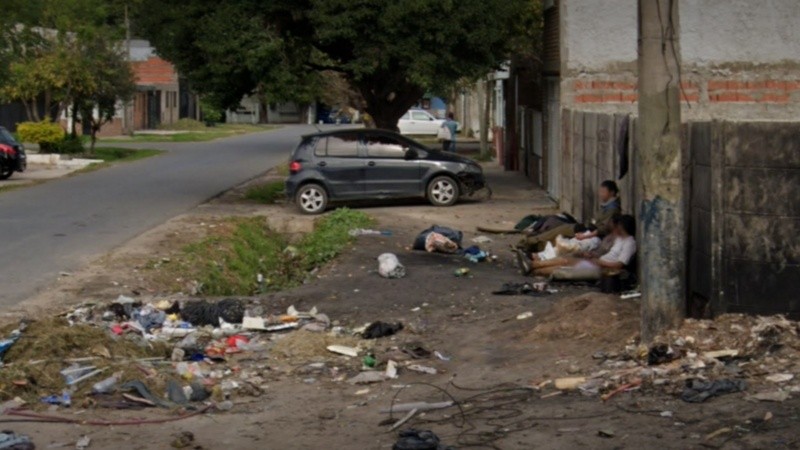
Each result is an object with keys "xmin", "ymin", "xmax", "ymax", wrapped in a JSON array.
[
  {"xmin": 569, "ymin": 77, "xmax": 800, "ymax": 106},
  {"xmin": 132, "ymin": 57, "xmax": 178, "ymax": 86}
]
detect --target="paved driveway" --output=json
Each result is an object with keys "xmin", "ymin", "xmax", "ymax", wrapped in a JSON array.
[{"xmin": 0, "ymin": 125, "xmax": 317, "ymax": 307}]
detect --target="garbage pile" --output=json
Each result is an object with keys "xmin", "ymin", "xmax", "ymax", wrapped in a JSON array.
[
  {"xmin": 0, "ymin": 295, "xmax": 445, "ymax": 417},
  {"xmin": 542, "ymin": 313, "xmax": 800, "ymax": 403}
]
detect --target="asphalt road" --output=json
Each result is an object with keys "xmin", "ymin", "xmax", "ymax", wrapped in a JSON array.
[{"xmin": 0, "ymin": 125, "xmax": 316, "ymax": 307}]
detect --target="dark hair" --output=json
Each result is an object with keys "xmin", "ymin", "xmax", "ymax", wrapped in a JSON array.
[
  {"xmin": 600, "ymin": 180, "xmax": 619, "ymax": 195},
  {"xmin": 613, "ymin": 214, "xmax": 636, "ymax": 236},
  {"xmin": 447, "ymin": 112, "xmax": 454, "ymax": 120}
]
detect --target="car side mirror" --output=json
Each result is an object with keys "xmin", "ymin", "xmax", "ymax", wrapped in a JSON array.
[{"xmin": 404, "ymin": 148, "xmax": 419, "ymax": 160}]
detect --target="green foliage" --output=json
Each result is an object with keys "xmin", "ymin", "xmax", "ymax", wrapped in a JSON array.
[
  {"xmin": 158, "ymin": 119, "xmax": 208, "ymax": 131},
  {"xmin": 89, "ymin": 147, "xmax": 163, "ymax": 162},
  {"xmin": 16, "ymin": 121, "xmax": 64, "ymax": 151},
  {"xmin": 51, "ymin": 135, "xmax": 85, "ymax": 154},
  {"xmin": 134, "ymin": 0, "xmax": 528, "ymax": 128},
  {"xmin": 245, "ymin": 181, "xmax": 286, "ymax": 204},
  {"xmin": 172, "ymin": 209, "xmax": 373, "ymax": 295},
  {"xmin": 298, "ymin": 208, "xmax": 374, "ymax": 269},
  {"xmin": 199, "ymin": 98, "xmax": 223, "ymax": 124}
]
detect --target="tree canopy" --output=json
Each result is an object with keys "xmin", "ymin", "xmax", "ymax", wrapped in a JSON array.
[{"xmin": 135, "ymin": 0, "xmax": 530, "ymax": 128}]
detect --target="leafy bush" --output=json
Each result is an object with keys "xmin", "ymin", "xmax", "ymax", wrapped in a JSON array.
[
  {"xmin": 51, "ymin": 135, "xmax": 85, "ymax": 154},
  {"xmin": 200, "ymin": 98, "xmax": 224, "ymax": 124},
  {"xmin": 16, "ymin": 121, "xmax": 64, "ymax": 152}
]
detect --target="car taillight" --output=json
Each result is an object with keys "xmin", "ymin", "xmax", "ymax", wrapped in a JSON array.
[{"xmin": 289, "ymin": 161, "xmax": 302, "ymax": 174}]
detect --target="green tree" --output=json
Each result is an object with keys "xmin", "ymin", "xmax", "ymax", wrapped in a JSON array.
[
  {"xmin": 75, "ymin": 35, "xmax": 135, "ymax": 153},
  {"xmin": 135, "ymin": 0, "xmax": 528, "ymax": 129}
]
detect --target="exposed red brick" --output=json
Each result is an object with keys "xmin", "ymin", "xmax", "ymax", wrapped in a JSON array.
[
  {"xmin": 575, "ymin": 94, "xmax": 604, "ymax": 103},
  {"xmin": 712, "ymin": 92, "xmax": 738, "ymax": 102},
  {"xmin": 680, "ymin": 81, "xmax": 698, "ymax": 90},
  {"xmin": 785, "ymin": 81, "xmax": 800, "ymax": 91},
  {"xmin": 591, "ymin": 80, "xmax": 614, "ymax": 89},
  {"xmin": 759, "ymin": 93, "xmax": 790, "ymax": 103},
  {"xmin": 681, "ymin": 93, "xmax": 700, "ymax": 102},
  {"xmin": 746, "ymin": 80, "xmax": 767, "ymax": 89},
  {"xmin": 726, "ymin": 80, "xmax": 748, "ymax": 90},
  {"xmin": 601, "ymin": 93, "xmax": 623, "ymax": 102},
  {"xmin": 573, "ymin": 80, "xmax": 588, "ymax": 90},
  {"xmin": 708, "ymin": 80, "xmax": 728, "ymax": 91},
  {"xmin": 612, "ymin": 82, "xmax": 636, "ymax": 90},
  {"xmin": 621, "ymin": 93, "xmax": 638, "ymax": 102},
  {"xmin": 736, "ymin": 92, "xmax": 755, "ymax": 101}
]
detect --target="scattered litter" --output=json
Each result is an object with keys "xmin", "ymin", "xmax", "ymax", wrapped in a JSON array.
[
  {"xmin": 327, "ymin": 345, "xmax": 359, "ymax": 357},
  {"xmin": 471, "ymin": 235, "xmax": 492, "ymax": 244},
  {"xmin": 362, "ymin": 321, "xmax": 404, "ymax": 339},
  {"xmin": 462, "ymin": 246, "xmax": 489, "ymax": 263},
  {"xmin": 75, "ymin": 435, "xmax": 91, "ymax": 449},
  {"xmin": 413, "ymin": 225, "xmax": 462, "ymax": 252},
  {"xmin": 0, "ymin": 431, "xmax": 34, "ymax": 450},
  {"xmin": 406, "ymin": 364, "xmax": 437, "ymax": 375},
  {"xmin": 705, "ymin": 427, "xmax": 732, "ymax": 441},
  {"xmin": 554, "ymin": 377, "xmax": 586, "ymax": 391},
  {"xmin": 620, "ymin": 291, "xmax": 641, "ymax": 299},
  {"xmin": 681, "ymin": 379, "xmax": 747, "ymax": 403},
  {"xmin": 386, "ymin": 360, "xmax": 399, "ymax": 379},
  {"xmin": 597, "ymin": 429, "xmax": 615, "ymax": 438},
  {"xmin": 348, "ymin": 371, "xmax": 388, "ymax": 384},
  {"xmin": 378, "ymin": 253, "xmax": 406, "ymax": 279},
  {"xmin": 393, "ymin": 429, "xmax": 451, "ymax": 450},
  {"xmin": 746, "ymin": 390, "xmax": 790, "ymax": 403},
  {"xmin": 492, "ymin": 282, "xmax": 550, "ymax": 296},
  {"xmin": 389, "ymin": 408, "xmax": 418, "ymax": 431},
  {"xmin": 349, "ymin": 229, "xmax": 392, "ymax": 236},
  {"xmin": 433, "ymin": 351, "xmax": 451, "ymax": 361},
  {"xmin": 647, "ymin": 344, "xmax": 677, "ymax": 365},
  {"xmin": 355, "ymin": 389, "xmax": 370, "ymax": 396},
  {"xmin": 765, "ymin": 373, "xmax": 794, "ymax": 383},
  {"xmin": 703, "ymin": 349, "xmax": 739, "ymax": 359},
  {"xmin": 453, "ymin": 268, "xmax": 470, "ymax": 277},
  {"xmin": 380, "ymin": 401, "xmax": 454, "ymax": 414},
  {"xmin": 516, "ymin": 312, "xmax": 534, "ymax": 320}
]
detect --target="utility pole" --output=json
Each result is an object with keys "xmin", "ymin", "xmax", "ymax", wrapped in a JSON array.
[{"xmin": 637, "ymin": 0, "xmax": 684, "ymax": 342}]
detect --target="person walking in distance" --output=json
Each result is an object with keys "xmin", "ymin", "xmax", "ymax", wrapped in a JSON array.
[{"xmin": 440, "ymin": 112, "xmax": 458, "ymax": 152}]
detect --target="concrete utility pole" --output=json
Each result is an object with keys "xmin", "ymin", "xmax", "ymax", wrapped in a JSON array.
[
  {"xmin": 637, "ymin": 0, "xmax": 685, "ymax": 342},
  {"xmin": 123, "ymin": 4, "xmax": 133, "ymax": 135}
]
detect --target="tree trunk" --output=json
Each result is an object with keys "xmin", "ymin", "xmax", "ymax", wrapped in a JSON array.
[
  {"xmin": 361, "ymin": 85, "xmax": 423, "ymax": 132},
  {"xmin": 480, "ymin": 77, "xmax": 492, "ymax": 158},
  {"xmin": 70, "ymin": 103, "xmax": 78, "ymax": 137},
  {"xmin": 637, "ymin": 0, "xmax": 685, "ymax": 342}
]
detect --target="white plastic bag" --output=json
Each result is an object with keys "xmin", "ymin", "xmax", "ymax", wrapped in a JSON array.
[{"xmin": 377, "ymin": 253, "xmax": 406, "ymax": 279}]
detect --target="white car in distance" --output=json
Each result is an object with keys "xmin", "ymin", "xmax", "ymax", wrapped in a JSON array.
[{"xmin": 397, "ymin": 109, "xmax": 444, "ymax": 135}]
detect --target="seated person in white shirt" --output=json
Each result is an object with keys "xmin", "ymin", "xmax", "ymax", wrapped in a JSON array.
[{"xmin": 518, "ymin": 214, "xmax": 636, "ymax": 277}]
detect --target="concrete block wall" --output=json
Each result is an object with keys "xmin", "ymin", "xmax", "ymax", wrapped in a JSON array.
[{"xmin": 558, "ymin": 0, "xmax": 800, "ymax": 120}]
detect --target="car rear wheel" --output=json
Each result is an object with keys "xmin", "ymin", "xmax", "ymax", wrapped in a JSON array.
[
  {"xmin": 0, "ymin": 167, "xmax": 12, "ymax": 180},
  {"xmin": 427, "ymin": 176, "xmax": 459, "ymax": 207},
  {"xmin": 296, "ymin": 183, "xmax": 328, "ymax": 215}
]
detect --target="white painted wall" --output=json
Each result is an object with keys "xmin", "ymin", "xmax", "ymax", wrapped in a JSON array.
[
  {"xmin": 561, "ymin": 0, "xmax": 800, "ymax": 71},
  {"xmin": 561, "ymin": 0, "xmax": 637, "ymax": 72},
  {"xmin": 681, "ymin": 0, "xmax": 800, "ymax": 66}
]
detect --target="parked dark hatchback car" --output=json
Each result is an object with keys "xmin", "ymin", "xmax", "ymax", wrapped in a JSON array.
[
  {"xmin": 285, "ymin": 129, "xmax": 487, "ymax": 214},
  {"xmin": 0, "ymin": 126, "xmax": 26, "ymax": 180}
]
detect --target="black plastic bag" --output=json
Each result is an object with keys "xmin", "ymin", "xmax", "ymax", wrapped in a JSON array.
[{"xmin": 362, "ymin": 321, "xmax": 403, "ymax": 339}]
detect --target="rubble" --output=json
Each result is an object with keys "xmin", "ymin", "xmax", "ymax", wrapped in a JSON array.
[{"xmin": 539, "ymin": 311, "xmax": 800, "ymax": 404}]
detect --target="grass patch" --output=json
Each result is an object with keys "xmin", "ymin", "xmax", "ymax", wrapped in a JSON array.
[
  {"xmin": 245, "ymin": 180, "xmax": 286, "ymax": 204},
  {"xmin": 100, "ymin": 124, "xmax": 279, "ymax": 143},
  {"xmin": 70, "ymin": 147, "xmax": 163, "ymax": 175},
  {"xmin": 160, "ymin": 209, "xmax": 373, "ymax": 296}
]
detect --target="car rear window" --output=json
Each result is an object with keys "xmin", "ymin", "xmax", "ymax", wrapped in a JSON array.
[
  {"xmin": 319, "ymin": 133, "xmax": 359, "ymax": 157},
  {"xmin": 0, "ymin": 128, "xmax": 16, "ymax": 145}
]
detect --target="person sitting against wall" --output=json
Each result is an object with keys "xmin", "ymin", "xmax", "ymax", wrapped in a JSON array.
[
  {"xmin": 515, "ymin": 180, "xmax": 622, "ymax": 255},
  {"xmin": 517, "ymin": 214, "xmax": 636, "ymax": 279}
]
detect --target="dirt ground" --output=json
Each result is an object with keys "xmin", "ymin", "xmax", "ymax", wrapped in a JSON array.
[{"xmin": 4, "ymin": 166, "xmax": 799, "ymax": 450}]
